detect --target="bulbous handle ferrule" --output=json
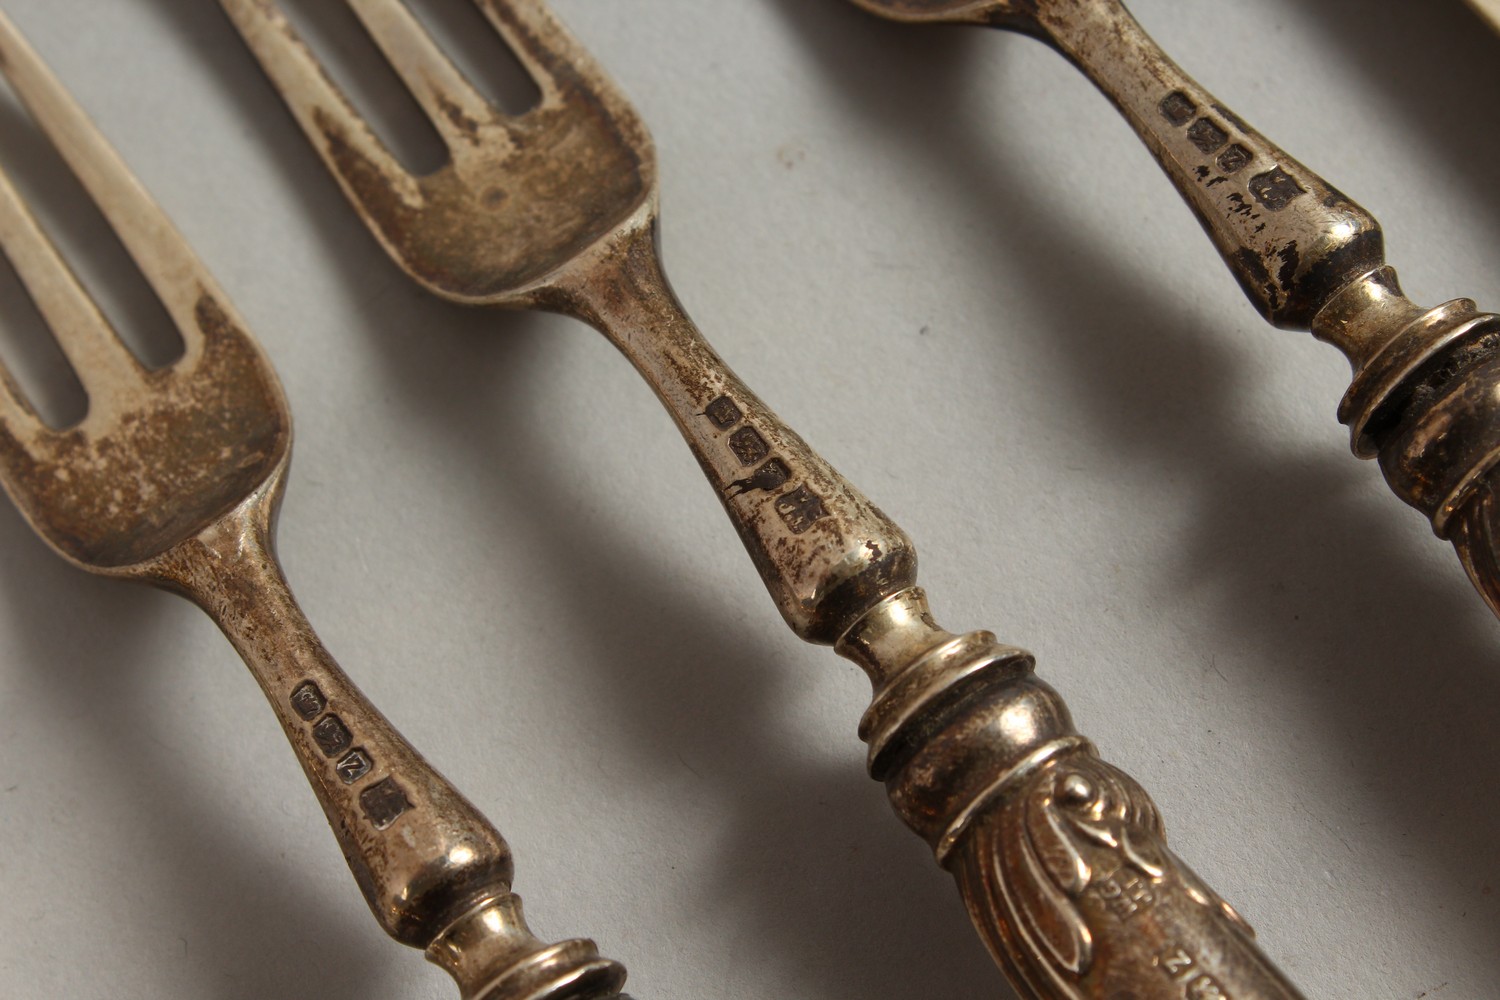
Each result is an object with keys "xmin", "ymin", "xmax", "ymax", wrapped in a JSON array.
[{"xmin": 838, "ymin": 590, "xmax": 1307, "ymax": 1000}]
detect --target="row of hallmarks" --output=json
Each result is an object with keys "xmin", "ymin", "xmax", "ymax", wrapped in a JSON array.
[
  {"xmin": 1158, "ymin": 88, "xmax": 1306, "ymax": 224},
  {"xmin": 290, "ymin": 680, "xmax": 413, "ymax": 830},
  {"xmin": 705, "ymin": 394, "xmax": 829, "ymax": 535}
]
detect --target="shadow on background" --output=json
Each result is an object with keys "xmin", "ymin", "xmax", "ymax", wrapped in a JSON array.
[
  {"xmin": 151, "ymin": 1, "xmax": 1012, "ymax": 998},
  {"xmin": 766, "ymin": 0, "xmax": 1500, "ymax": 979}
]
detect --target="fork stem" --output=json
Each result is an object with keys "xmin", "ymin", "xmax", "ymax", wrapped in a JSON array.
[
  {"xmin": 141, "ymin": 463, "xmax": 626, "ymax": 1000},
  {"xmin": 1025, "ymin": 0, "xmax": 1382, "ymax": 331},
  {"xmin": 547, "ymin": 220, "xmax": 1303, "ymax": 998},
  {"xmin": 1019, "ymin": 2, "xmax": 1500, "ymax": 599},
  {"xmin": 549, "ymin": 220, "xmax": 918, "ymax": 645}
]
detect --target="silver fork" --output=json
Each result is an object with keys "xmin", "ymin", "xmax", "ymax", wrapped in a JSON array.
[
  {"xmin": 219, "ymin": 2, "xmax": 1309, "ymax": 997},
  {"xmin": 0, "ymin": 13, "xmax": 627, "ymax": 1000},
  {"xmin": 849, "ymin": 0, "xmax": 1500, "ymax": 626}
]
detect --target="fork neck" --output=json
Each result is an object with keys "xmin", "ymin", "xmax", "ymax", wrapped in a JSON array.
[
  {"xmin": 1021, "ymin": 0, "xmax": 1385, "ymax": 331},
  {"xmin": 541, "ymin": 219, "xmax": 918, "ymax": 645},
  {"xmin": 138, "ymin": 467, "xmax": 627, "ymax": 1000}
]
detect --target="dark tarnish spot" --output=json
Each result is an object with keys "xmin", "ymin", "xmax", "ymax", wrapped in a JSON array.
[
  {"xmin": 1225, "ymin": 192, "xmax": 1257, "ymax": 219},
  {"xmin": 1194, "ymin": 165, "xmax": 1211, "ymax": 181},
  {"xmin": 435, "ymin": 93, "xmax": 483, "ymax": 144},
  {"xmin": 1187, "ymin": 118, "xmax": 1228, "ymax": 154},
  {"xmin": 1231, "ymin": 247, "xmax": 1283, "ymax": 314},
  {"xmin": 775, "ymin": 485, "xmax": 828, "ymax": 535},
  {"xmin": 1276, "ymin": 241, "xmax": 1301, "ymax": 292},
  {"xmin": 725, "ymin": 458, "xmax": 790, "ymax": 498},
  {"xmin": 1159, "ymin": 91, "xmax": 1197, "ymax": 126},
  {"xmin": 315, "ymin": 108, "xmax": 418, "ymax": 251},
  {"xmin": 5, "ymin": 291, "xmax": 286, "ymax": 568},
  {"xmin": 1248, "ymin": 166, "xmax": 1306, "ymax": 212}
]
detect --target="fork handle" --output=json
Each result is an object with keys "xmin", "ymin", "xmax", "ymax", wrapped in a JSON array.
[
  {"xmin": 145, "ymin": 471, "xmax": 626, "ymax": 1000},
  {"xmin": 557, "ymin": 226, "xmax": 1304, "ymax": 998},
  {"xmin": 1023, "ymin": 0, "xmax": 1383, "ymax": 331},
  {"xmin": 1013, "ymin": 1, "xmax": 1500, "ymax": 611},
  {"xmin": 839, "ymin": 590, "xmax": 1307, "ymax": 1000},
  {"xmin": 552, "ymin": 225, "xmax": 919, "ymax": 646}
]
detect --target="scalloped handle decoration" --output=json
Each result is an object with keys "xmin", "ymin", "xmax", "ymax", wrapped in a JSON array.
[{"xmin": 952, "ymin": 754, "xmax": 1301, "ymax": 1000}]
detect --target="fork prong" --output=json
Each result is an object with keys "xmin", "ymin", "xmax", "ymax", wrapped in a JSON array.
[
  {"xmin": 347, "ymin": 0, "xmax": 502, "ymax": 154},
  {"xmin": 0, "ymin": 350, "xmax": 48, "ymax": 446},
  {"xmin": 218, "ymin": 0, "xmax": 422, "ymax": 214},
  {"xmin": 0, "ymin": 159, "xmax": 146, "ymax": 409},
  {"xmin": 468, "ymin": 0, "xmax": 586, "ymax": 99},
  {"xmin": 0, "ymin": 10, "xmax": 227, "ymax": 361}
]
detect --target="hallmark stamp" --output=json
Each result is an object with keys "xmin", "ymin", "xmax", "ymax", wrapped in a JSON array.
[
  {"xmin": 1160, "ymin": 91, "xmax": 1197, "ymax": 126},
  {"xmin": 335, "ymin": 748, "xmax": 374, "ymax": 784},
  {"xmin": 312, "ymin": 714, "xmax": 353, "ymax": 758},
  {"xmin": 775, "ymin": 485, "xmax": 828, "ymax": 534},
  {"xmin": 1186, "ymin": 118, "xmax": 1228, "ymax": 154},
  {"xmin": 1248, "ymin": 166, "xmax": 1305, "ymax": 212},
  {"xmin": 1186, "ymin": 975, "xmax": 1230, "ymax": 999},
  {"xmin": 726, "ymin": 458, "xmax": 791, "ymax": 497},
  {"xmin": 729, "ymin": 427, "xmax": 770, "ymax": 466},
  {"xmin": 706, "ymin": 395, "xmax": 742, "ymax": 430},
  {"xmin": 1091, "ymin": 868, "xmax": 1157, "ymax": 920},
  {"xmin": 290, "ymin": 681, "xmax": 326, "ymax": 721},
  {"xmin": 360, "ymin": 777, "xmax": 413, "ymax": 829},
  {"xmin": 1216, "ymin": 144, "xmax": 1252, "ymax": 175}
]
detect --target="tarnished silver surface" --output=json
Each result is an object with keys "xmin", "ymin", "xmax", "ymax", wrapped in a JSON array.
[
  {"xmin": 0, "ymin": 14, "xmax": 624, "ymax": 1000},
  {"xmin": 3, "ymin": 3, "xmax": 1500, "ymax": 1000},
  {"xmin": 218, "ymin": 2, "xmax": 1303, "ymax": 997},
  {"xmin": 851, "ymin": 0, "xmax": 1500, "ymax": 624}
]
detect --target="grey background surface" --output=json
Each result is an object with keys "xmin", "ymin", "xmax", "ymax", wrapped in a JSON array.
[{"xmin": 0, "ymin": 1, "xmax": 1497, "ymax": 997}]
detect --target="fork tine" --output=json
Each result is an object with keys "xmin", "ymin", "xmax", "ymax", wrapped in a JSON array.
[
  {"xmin": 0, "ymin": 158, "xmax": 146, "ymax": 409},
  {"xmin": 347, "ymin": 0, "xmax": 502, "ymax": 154},
  {"xmin": 469, "ymin": 0, "xmax": 587, "ymax": 99},
  {"xmin": 218, "ymin": 0, "xmax": 422, "ymax": 213},
  {"xmin": 0, "ymin": 10, "xmax": 226, "ymax": 361},
  {"xmin": 0, "ymin": 350, "xmax": 47, "ymax": 446}
]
